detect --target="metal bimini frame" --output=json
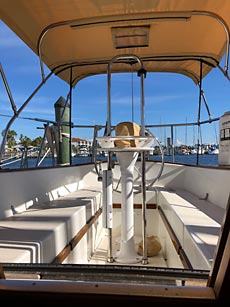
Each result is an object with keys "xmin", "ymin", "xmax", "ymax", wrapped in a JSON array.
[
  {"xmin": 37, "ymin": 11, "xmax": 230, "ymax": 83},
  {"xmin": 0, "ymin": 63, "xmax": 74, "ymax": 166}
]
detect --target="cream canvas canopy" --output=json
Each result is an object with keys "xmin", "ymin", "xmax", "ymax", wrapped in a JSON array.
[{"xmin": 0, "ymin": 0, "xmax": 230, "ymax": 85}]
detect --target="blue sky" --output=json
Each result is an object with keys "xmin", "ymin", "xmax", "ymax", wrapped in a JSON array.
[{"xmin": 0, "ymin": 20, "xmax": 229, "ymax": 146}]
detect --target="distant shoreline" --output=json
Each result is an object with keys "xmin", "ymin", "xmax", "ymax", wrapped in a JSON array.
[{"xmin": 0, "ymin": 153, "xmax": 219, "ymax": 170}]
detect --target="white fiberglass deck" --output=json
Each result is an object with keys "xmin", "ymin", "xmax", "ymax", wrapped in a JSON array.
[{"xmin": 88, "ymin": 231, "xmax": 168, "ymax": 267}]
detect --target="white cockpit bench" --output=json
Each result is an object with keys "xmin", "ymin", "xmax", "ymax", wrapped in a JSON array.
[
  {"xmin": 158, "ymin": 188, "xmax": 225, "ymax": 270},
  {"xmin": 0, "ymin": 188, "xmax": 102, "ymax": 264}
]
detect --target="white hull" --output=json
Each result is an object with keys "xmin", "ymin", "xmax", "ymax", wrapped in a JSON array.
[{"xmin": 0, "ymin": 161, "xmax": 227, "ymax": 272}]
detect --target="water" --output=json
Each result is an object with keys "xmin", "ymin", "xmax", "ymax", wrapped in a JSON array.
[
  {"xmin": 0, "ymin": 153, "xmax": 219, "ymax": 170},
  {"xmin": 152, "ymin": 153, "xmax": 218, "ymax": 167}
]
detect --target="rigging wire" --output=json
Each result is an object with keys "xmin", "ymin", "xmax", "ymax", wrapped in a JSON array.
[
  {"xmin": 197, "ymin": 60, "xmax": 203, "ymax": 165},
  {"xmin": 131, "ymin": 65, "xmax": 134, "ymax": 122}
]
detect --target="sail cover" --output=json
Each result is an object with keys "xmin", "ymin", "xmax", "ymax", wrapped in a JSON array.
[{"xmin": 0, "ymin": 0, "xmax": 229, "ymax": 85}]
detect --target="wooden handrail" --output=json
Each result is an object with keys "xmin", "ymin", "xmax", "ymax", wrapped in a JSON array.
[
  {"xmin": 158, "ymin": 206, "xmax": 193, "ymax": 270},
  {"xmin": 52, "ymin": 207, "xmax": 102, "ymax": 264}
]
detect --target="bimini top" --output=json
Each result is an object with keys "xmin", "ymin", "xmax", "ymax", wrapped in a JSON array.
[{"xmin": 0, "ymin": 0, "xmax": 230, "ymax": 85}]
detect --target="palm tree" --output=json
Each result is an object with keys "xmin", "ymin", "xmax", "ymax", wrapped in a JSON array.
[
  {"xmin": 31, "ymin": 136, "xmax": 43, "ymax": 148},
  {"xmin": 1, "ymin": 129, "xmax": 17, "ymax": 149},
  {"xmin": 19, "ymin": 134, "xmax": 32, "ymax": 149}
]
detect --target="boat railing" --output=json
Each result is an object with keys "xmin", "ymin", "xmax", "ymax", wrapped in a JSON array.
[
  {"xmin": 0, "ymin": 57, "xmax": 221, "ymax": 169},
  {"xmin": 0, "ymin": 117, "xmax": 220, "ymax": 170}
]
